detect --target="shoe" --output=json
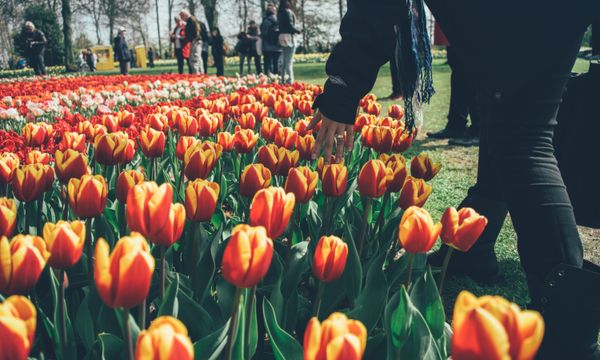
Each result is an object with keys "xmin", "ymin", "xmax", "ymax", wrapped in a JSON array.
[
  {"xmin": 427, "ymin": 192, "xmax": 508, "ymax": 282},
  {"xmin": 380, "ymin": 93, "xmax": 403, "ymax": 101},
  {"xmin": 426, "ymin": 128, "xmax": 466, "ymax": 139},
  {"xmin": 530, "ymin": 261, "xmax": 600, "ymax": 360},
  {"xmin": 448, "ymin": 135, "xmax": 480, "ymax": 146}
]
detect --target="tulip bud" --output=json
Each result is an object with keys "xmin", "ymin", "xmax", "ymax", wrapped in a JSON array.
[
  {"xmin": 176, "ymin": 115, "xmax": 199, "ymax": 137},
  {"xmin": 388, "ymin": 104, "xmax": 405, "ymax": 120},
  {"xmin": 303, "ymin": 312, "xmax": 367, "ymax": 360},
  {"xmin": 284, "ymin": 167, "xmax": 318, "ymax": 204},
  {"xmin": 250, "ymin": 187, "xmax": 295, "ymax": 239},
  {"xmin": 233, "ymin": 127, "xmax": 258, "ymax": 153},
  {"xmin": 440, "ymin": 207, "xmax": 488, "ymax": 252},
  {"xmin": 398, "ymin": 206, "xmax": 442, "ymax": 253},
  {"xmin": 55, "ymin": 149, "xmax": 89, "ymax": 184},
  {"xmin": 312, "ymin": 236, "xmax": 348, "ymax": 283},
  {"xmin": 398, "ymin": 176, "xmax": 432, "ymax": 210},
  {"xmin": 321, "ymin": 164, "xmax": 348, "ymax": 197},
  {"xmin": 358, "ymin": 160, "xmax": 393, "ymax": 198},
  {"xmin": 261, "ymin": 117, "xmax": 282, "ymax": 142},
  {"xmin": 296, "ymin": 134, "xmax": 315, "ymax": 161},
  {"xmin": 25, "ymin": 150, "xmax": 51, "ymax": 165},
  {"xmin": 274, "ymin": 127, "xmax": 298, "ymax": 150},
  {"xmin": 43, "ymin": 220, "xmax": 86, "ymax": 270},
  {"xmin": 117, "ymin": 169, "xmax": 145, "ymax": 203},
  {"xmin": 185, "ymin": 179, "xmax": 219, "ymax": 222},
  {"xmin": 0, "ymin": 197, "xmax": 17, "ymax": 237},
  {"xmin": 240, "ymin": 164, "xmax": 272, "ymax": 198},
  {"xmin": 22, "ymin": 123, "xmax": 52, "ymax": 147},
  {"xmin": 118, "ymin": 110, "xmax": 135, "ymax": 128},
  {"xmin": 12, "ymin": 164, "xmax": 54, "ymax": 202},
  {"xmin": 198, "ymin": 112, "xmax": 219, "ymax": 137},
  {"xmin": 410, "ymin": 153, "xmax": 442, "ymax": 181},
  {"xmin": 256, "ymin": 144, "xmax": 280, "ymax": 175},
  {"xmin": 379, "ymin": 154, "xmax": 407, "ymax": 192},
  {"xmin": 274, "ymin": 100, "xmax": 293, "ymax": 119},
  {"xmin": 217, "ymin": 132, "xmax": 234, "ymax": 152},
  {"xmin": 58, "ymin": 132, "xmax": 86, "ymax": 152},
  {"xmin": 140, "ymin": 127, "xmax": 166, "ymax": 158},
  {"xmin": 176, "ymin": 136, "xmax": 200, "ymax": 160},
  {"xmin": 222, "ymin": 224, "xmax": 273, "ymax": 288},
  {"xmin": 237, "ymin": 113, "xmax": 257, "ymax": 130},
  {"xmin": 0, "ymin": 235, "xmax": 49, "ymax": 295},
  {"xmin": 276, "ymin": 148, "xmax": 299, "ymax": 176},
  {"xmin": 0, "ymin": 295, "xmax": 37, "ymax": 359},
  {"xmin": 68, "ymin": 175, "xmax": 108, "ymax": 219},
  {"xmin": 94, "ymin": 234, "xmax": 155, "ymax": 308},
  {"xmin": 101, "ymin": 114, "xmax": 119, "ymax": 133},
  {"xmin": 145, "ymin": 113, "xmax": 168, "ymax": 131},
  {"xmin": 364, "ymin": 101, "xmax": 381, "ymax": 116},
  {"xmin": 361, "ymin": 125, "xmax": 396, "ymax": 153},
  {"xmin": 135, "ymin": 316, "xmax": 194, "ymax": 360},
  {"xmin": 183, "ymin": 143, "xmax": 219, "ymax": 181},
  {"xmin": 94, "ymin": 132, "xmax": 135, "ymax": 166},
  {"xmin": 0, "ymin": 153, "xmax": 19, "ymax": 185},
  {"xmin": 298, "ymin": 100, "xmax": 314, "ymax": 116}
]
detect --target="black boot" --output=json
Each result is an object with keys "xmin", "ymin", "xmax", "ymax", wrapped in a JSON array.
[
  {"xmin": 427, "ymin": 192, "xmax": 508, "ymax": 282},
  {"xmin": 426, "ymin": 127, "xmax": 466, "ymax": 139},
  {"xmin": 530, "ymin": 261, "xmax": 600, "ymax": 360}
]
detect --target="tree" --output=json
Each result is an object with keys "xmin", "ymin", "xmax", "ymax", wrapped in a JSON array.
[
  {"xmin": 13, "ymin": 4, "xmax": 64, "ymax": 66},
  {"xmin": 74, "ymin": 32, "xmax": 93, "ymax": 50},
  {"xmin": 61, "ymin": 0, "xmax": 77, "ymax": 71},
  {"xmin": 153, "ymin": 0, "xmax": 161, "ymax": 56},
  {"xmin": 338, "ymin": 0, "xmax": 344, "ymax": 22},
  {"xmin": 74, "ymin": 0, "xmax": 103, "ymax": 44},
  {"xmin": 201, "ymin": 0, "xmax": 219, "ymax": 30}
]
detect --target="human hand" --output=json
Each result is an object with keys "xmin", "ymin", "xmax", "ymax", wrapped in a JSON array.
[{"xmin": 306, "ymin": 110, "xmax": 354, "ymax": 164}]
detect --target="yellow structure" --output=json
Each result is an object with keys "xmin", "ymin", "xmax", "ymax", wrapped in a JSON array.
[
  {"xmin": 92, "ymin": 45, "xmax": 114, "ymax": 71},
  {"xmin": 135, "ymin": 46, "xmax": 147, "ymax": 68}
]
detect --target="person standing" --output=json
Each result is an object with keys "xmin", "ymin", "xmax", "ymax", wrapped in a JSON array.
[
  {"xmin": 277, "ymin": 0, "xmax": 300, "ymax": 83},
  {"xmin": 210, "ymin": 27, "xmax": 225, "ymax": 76},
  {"xmin": 200, "ymin": 21, "xmax": 210, "ymax": 74},
  {"xmin": 113, "ymin": 28, "xmax": 130, "ymax": 75},
  {"xmin": 148, "ymin": 47, "xmax": 155, "ymax": 68},
  {"xmin": 236, "ymin": 31, "xmax": 251, "ymax": 75},
  {"xmin": 180, "ymin": 9, "xmax": 203, "ymax": 74},
  {"xmin": 171, "ymin": 16, "xmax": 186, "ymax": 74},
  {"xmin": 247, "ymin": 20, "xmax": 262, "ymax": 74},
  {"xmin": 85, "ymin": 48, "xmax": 97, "ymax": 72},
  {"xmin": 23, "ymin": 21, "xmax": 47, "ymax": 76},
  {"xmin": 260, "ymin": 4, "xmax": 282, "ymax": 75},
  {"xmin": 380, "ymin": 54, "xmax": 403, "ymax": 100}
]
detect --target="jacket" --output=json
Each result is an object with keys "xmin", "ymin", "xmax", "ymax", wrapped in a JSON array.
[
  {"xmin": 277, "ymin": 9, "xmax": 300, "ymax": 35},
  {"xmin": 113, "ymin": 35, "xmax": 130, "ymax": 62},
  {"xmin": 24, "ymin": 30, "xmax": 47, "ymax": 56},
  {"xmin": 260, "ymin": 15, "xmax": 282, "ymax": 52},
  {"xmin": 184, "ymin": 16, "xmax": 200, "ymax": 43}
]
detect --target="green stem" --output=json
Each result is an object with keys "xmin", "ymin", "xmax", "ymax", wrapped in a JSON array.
[
  {"xmin": 152, "ymin": 157, "xmax": 158, "ymax": 182},
  {"xmin": 59, "ymin": 269, "xmax": 67, "ymax": 350},
  {"xmin": 177, "ymin": 165, "xmax": 185, "ymax": 201},
  {"xmin": 375, "ymin": 192, "xmax": 390, "ymax": 235},
  {"xmin": 36, "ymin": 197, "xmax": 43, "ymax": 236},
  {"xmin": 62, "ymin": 185, "xmax": 69, "ymax": 220},
  {"xmin": 25, "ymin": 202, "xmax": 33, "ymax": 233},
  {"xmin": 120, "ymin": 308, "xmax": 134, "ymax": 360},
  {"xmin": 245, "ymin": 286, "xmax": 257, "ymax": 356},
  {"xmin": 358, "ymin": 198, "xmax": 373, "ymax": 257},
  {"xmin": 191, "ymin": 222, "xmax": 202, "ymax": 299},
  {"xmin": 404, "ymin": 252, "xmax": 415, "ymax": 289},
  {"xmin": 225, "ymin": 287, "xmax": 243, "ymax": 360},
  {"xmin": 160, "ymin": 245, "xmax": 167, "ymax": 301},
  {"xmin": 438, "ymin": 247, "xmax": 454, "ymax": 294},
  {"xmin": 86, "ymin": 218, "xmax": 94, "ymax": 287},
  {"xmin": 321, "ymin": 197, "xmax": 331, "ymax": 236},
  {"xmin": 138, "ymin": 298, "xmax": 146, "ymax": 329},
  {"xmin": 313, "ymin": 281, "xmax": 325, "ymax": 319},
  {"xmin": 118, "ymin": 201, "xmax": 126, "ymax": 237}
]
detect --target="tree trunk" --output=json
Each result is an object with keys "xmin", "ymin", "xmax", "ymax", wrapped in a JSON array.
[
  {"xmin": 242, "ymin": 0, "xmax": 248, "ymax": 30},
  {"xmin": 338, "ymin": 0, "xmax": 344, "ymax": 22},
  {"xmin": 301, "ymin": 0, "xmax": 306, "ymax": 53},
  {"xmin": 260, "ymin": 0, "xmax": 266, "ymax": 14},
  {"xmin": 168, "ymin": 0, "xmax": 174, "ymax": 56},
  {"xmin": 95, "ymin": 20, "xmax": 101, "ymax": 44},
  {"xmin": 201, "ymin": 0, "xmax": 219, "ymax": 30},
  {"xmin": 61, "ymin": 0, "xmax": 77, "ymax": 71},
  {"xmin": 154, "ymin": 0, "xmax": 162, "ymax": 55},
  {"xmin": 187, "ymin": 0, "xmax": 196, "ymax": 16}
]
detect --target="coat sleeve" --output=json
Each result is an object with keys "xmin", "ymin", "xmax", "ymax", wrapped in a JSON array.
[{"xmin": 312, "ymin": 0, "xmax": 400, "ymax": 125}]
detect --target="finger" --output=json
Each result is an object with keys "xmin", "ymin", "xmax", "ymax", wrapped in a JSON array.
[
  {"xmin": 312, "ymin": 120, "xmax": 327, "ymax": 160},
  {"xmin": 345, "ymin": 125, "xmax": 355, "ymax": 151},
  {"xmin": 322, "ymin": 125, "xmax": 335, "ymax": 165},
  {"xmin": 334, "ymin": 127, "xmax": 346, "ymax": 164},
  {"xmin": 306, "ymin": 111, "xmax": 321, "ymax": 131}
]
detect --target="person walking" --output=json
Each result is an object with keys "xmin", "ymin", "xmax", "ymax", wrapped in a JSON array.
[
  {"xmin": 23, "ymin": 21, "xmax": 47, "ymax": 76},
  {"xmin": 210, "ymin": 27, "xmax": 225, "ymax": 76},
  {"xmin": 247, "ymin": 20, "xmax": 262, "ymax": 74},
  {"xmin": 260, "ymin": 4, "xmax": 282, "ymax": 75},
  {"xmin": 235, "ymin": 31, "xmax": 251, "ymax": 75},
  {"xmin": 277, "ymin": 0, "xmax": 300, "ymax": 83},
  {"xmin": 113, "ymin": 28, "xmax": 131, "ymax": 75},
  {"xmin": 200, "ymin": 21, "xmax": 210, "ymax": 74},
  {"xmin": 306, "ymin": 0, "xmax": 600, "ymax": 359},
  {"xmin": 171, "ymin": 16, "xmax": 186, "ymax": 74},
  {"xmin": 147, "ymin": 47, "xmax": 155, "ymax": 68},
  {"xmin": 180, "ymin": 9, "xmax": 203, "ymax": 74}
]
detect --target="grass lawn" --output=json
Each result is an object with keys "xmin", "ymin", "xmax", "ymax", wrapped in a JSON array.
[{"xmin": 97, "ymin": 58, "xmax": 598, "ymax": 314}]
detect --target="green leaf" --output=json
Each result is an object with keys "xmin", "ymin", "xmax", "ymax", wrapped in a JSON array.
[
  {"xmin": 410, "ymin": 267, "xmax": 445, "ymax": 340},
  {"xmin": 262, "ymin": 298, "xmax": 303, "ymax": 360},
  {"xmin": 347, "ymin": 252, "xmax": 388, "ymax": 331},
  {"xmin": 75, "ymin": 290, "xmax": 97, "ymax": 352},
  {"xmin": 158, "ymin": 273, "xmax": 180, "ymax": 317},
  {"xmin": 178, "ymin": 290, "xmax": 217, "ymax": 340},
  {"xmin": 84, "ymin": 333, "xmax": 125, "ymax": 360},
  {"xmin": 281, "ymin": 241, "xmax": 309, "ymax": 296},
  {"xmin": 390, "ymin": 287, "xmax": 413, "ymax": 349},
  {"xmin": 342, "ymin": 222, "xmax": 363, "ymax": 302},
  {"xmin": 193, "ymin": 321, "xmax": 229, "ymax": 360}
]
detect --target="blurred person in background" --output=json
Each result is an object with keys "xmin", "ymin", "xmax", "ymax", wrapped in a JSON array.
[
  {"xmin": 171, "ymin": 16, "xmax": 186, "ymax": 74},
  {"xmin": 247, "ymin": 20, "xmax": 262, "ymax": 74},
  {"xmin": 235, "ymin": 31, "xmax": 252, "ymax": 75},
  {"xmin": 148, "ymin": 47, "xmax": 155, "ymax": 68},
  {"xmin": 277, "ymin": 0, "xmax": 301, "ymax": 83},
  {"xmin": 261, "ymin": 4, "xmax": 282, "ymax": 75},
  {"xmin": 23, "ymin": 21, "xmax": 47, "ymax": 76},
  {"xmin": 210, "ymin": 27, "xmax": 225, "ymax": 76},
  {"xmin": 180, "ymin": 9, "xmax": 203, "ymax": 74},
  {"xmin": 113, "ymin": 27, "xmax": 130, "ymax": 75},
  {"xmin": 85, "ymin": 48, "xmax": 97, "ymax": 72},
  {"xmin": 200, "ymin": 21, "xmax": 210, "ymax": 74}
]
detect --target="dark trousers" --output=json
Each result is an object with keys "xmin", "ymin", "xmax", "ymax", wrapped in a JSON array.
[
  {"xmin": 29, "ymin": 53, "xmax": 46, "ymax": 76},
  {"xmin": 202, "ymin": 51, "xmax": 208, "ymax": 74},
  {"xmin": 263, "ymin": 51, "xmax": 280, "ymax": 75},
  {"xmin": 119, "ymin": 60, "xmax": 129, "ymax": 75},
  {"xmin": 240, "ymin": 54, "xmax": 262, "ymax": 75},
  {"xmin": 445, "ymin": 46, "xmax": 480, "ymax": 134},
  {"xmin": 214, "ymin": 54, "xmax": 224, "ymax": 76},
  {"xmin": 389, "ymin": 53, "xmax": 402, "ymax": 96},
  {"xmin": 175, "ymin": 48, "xmax": 185, "ymax": 74}
]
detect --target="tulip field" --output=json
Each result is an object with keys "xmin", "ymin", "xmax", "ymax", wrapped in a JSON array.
[{"xmin": 0, "ymin": 72, "xmax": 546, "ymax": 360}]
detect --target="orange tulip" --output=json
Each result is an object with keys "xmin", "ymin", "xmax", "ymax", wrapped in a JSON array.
[
  {"xmin": 68, "ymin": 174, "xmax": 107, "ymax": 219},
  {"xmin": 135, "ymin": 316, "xmax": 194, "ymax": 360},
  {"xmin": 0, "ymin": 235, "xmax": 49, "ymax": 295},
  {"xmin": 197, "ymin": 112, "xmax": 219, "ymax": 137},
  {"xmin": 58, "ymin": 131, "xmax": 86, "ymax": 152},
  {"xmin": 410, "ymin": 153, "xmax": 442, "ymax": 181},
  {"xmin": 94, "ymin": 234, "xmax": 155, "ymax": 308},
  {"xmin": 321, "ymin": 164, "xmax": 348, "ymax": 197},
  {"xmin": 274, "ymin": 100, "xmax": 293, "ymax": 119},
  {"xmin": 452, "ymin": 291, "xmax": 544, "ymax": 360},
  {"xmin": 312, "ymin": 236, "xmax": 348, "ymax": 283},
  {"xmin": 233, "ymin": 127, "xmax": 258, "ymax": 153},
  {"xmin": 364, "ymin": 101, "xmax": 381, "ymax": 116},
  {"xmin": 353, "ymin": 114, "xmax": 374, "ymax": 133},
  {"xmin": 145, "ymin": 113, "xmax": 168, "ymax": 131},
  {"xmin": 285, "ymin": 166, "xmax": 318, "ymax": 203},
  {"xmin": 94, "ymin": 132, "xmax": 135, "ymax": 166},
  {"xmin": 176, "ymin": 136, "xmax": 200, "ymax": 160},
  {"xmin": 387, "ymin": 104, "xmax": 405, "ymax": 120},
  {"xmin": 118, "ymin": 110, "xmax": 135, "ymax": 128},
  {"xmin": 217, "ymin": 132, "xmax": 234, "ymax": 152},
  {"xmin": 0, "ymin": 198, "xmax": 17, "ymax": 237},
  {"xmin": 140, "ymin": 127, "xmax": 166, "ymax": 158},
  {"xmin": 296, "ymin": 134, "xmax": 315, "ymax": 161},
  {"xmin": 0, "ymin": 153, "xmax": 19, "ymax": 185},
  {"xmin": 256, "ymin": 144, "xmax": 280, "ymax": 174},
  {"xmin": 303, "ymin": 312, "xmax": 367, "ymax": 360},
  {"xmin": 101, "ymin": 114, "xmax": 119, "ymax": 133},
  {"xmin": 274, "ymin": 127, "xmax": 298, "ymax": 150},
  {"xmin": 183, "ymin": 143, "xmax": 219, "ymax": 180},
  {"xmin": 0, "ymin": 295, "xmax": 37, "ymax": 360},
  {"xmin": 55, "ymin": 149, "xmax": 89, "ymax": 183},
  {"xmin": 392, "ymin": 129, "xmax": 414, "ymax": 153},
  {"xmin": 298, "ymin": 100, "xmax": 314, "ymax": 116},
  {"xmin": 379, "ymin": 154, "xmax": 407, "ymax": 192},
  {"xmin": 117, "ymin": 169, "xmax": 145, "ymax": 203},
  {"xmin": 398, "ymin": 176, "xmax": 432, "ymax": 210},
  {"xmin": 176, "ymin": 115, "xmax": 199, "ymax": 136},
  {"xmin": 249, "ymin": 187, "xmax": 295, "ymax": 239},
  {"xmin": 25, "ymin": 150, "xmax": 51, "ymax": 165},
  {"xmin": 221, "ymin": 224, "xmax": 273, "ymax": 288},
  {"xmin": 43, "ymin": 220, "xmax": 86, "ymax": 270},
  {"xmin": 22, "ymin": 123, "xmax": 51, "ymax": 147},
  {"xmin": 361, "ymin": 125, "xmax": 396, "ymax": 153},
  {"xmin": 440, "ymin": 207, "xmax": 488, "ymax": 252},
  {"xmin": 398, "ymin": 206, "xmax": 442, "ymax": 253},
  {"xmin": 12, "ymin": 164, "xmax": 54, "ymax": 202},
  {"xmin": 276, "ymin": 148, "xmax": 299, "ymax": 176},
  {"xmin": 237, "ymin": 113, "xmax": 257, "ymax": 130},
  {"xmin": 185, "ymin": 179, "xmax": 219, "ymax": 222},
  {"xmin": 261, "ymin": 117, "xmax": 283, "ymax": 142},
  {"xmin": 357, "ymin": 160, "xmax": 393, "ymax": 198},
  {"xmin": 240, "ymin": 164, "xmax": 272, "ymax": 198}
]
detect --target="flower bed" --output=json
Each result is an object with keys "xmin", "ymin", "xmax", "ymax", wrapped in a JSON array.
[{"xmin": 0, "ymin": 74, "xmax": 543, "ymax": 360}]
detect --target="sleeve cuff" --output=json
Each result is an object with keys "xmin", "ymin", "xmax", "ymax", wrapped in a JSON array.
[{"xmin": 312, "ymin": 81, "xmax": 359, "ymax": 125}]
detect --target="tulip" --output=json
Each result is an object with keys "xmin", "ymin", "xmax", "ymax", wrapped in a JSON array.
[
  {"xmin": 452, "ymin": 291, "xmax": 544, "ymax": 360},
  {"xmin": 303, "ymin": 312, "xmax": 367, "ymax": 360},
  {"xmin": 176, "ymin": 136, "xmax": 200, "ymax": 160},
  {"xmin": 285, "ymin": 166, "xmax": 318, "ymax": 203},
  {"xmin": 222, "ymin": 224, "xmax": 273, "ymax": 288},
  {"xmin": 117, "ymin": 169, "xmax": 146, "ymax": 203},
  {"xmin": 295, "ymin": 118, "xmax": 313, "ymax": 135},
  {"xmin": 361, "ymin": 125, "xmax": 396, "ymax": 153},
  {"xmin": 398, "ymin": 206, "xmax": 442, "ymax": 254},
  {"xmin": 217, "ymin": 132, "xmax": 234, "ymax": 152},
  {"xmin": 256, "ymin": 144, "xmax": 280, "ymax": 174},
  {"xmin": 298, "ymin": 100, "xmax": 314, "ymax": 116},
  {"xmin": 0, "ymin": 235, "xmax": 49, "ymax": 295},
  {"xmin": 12, "ymin": 164, "xmax": 54, "ymax": 202},
  {"xmin": 398, "ymin": 176, "xmax": 432, "ymax": 210},
  {"xmin": 296, "ymin": 134, "xmax": 315, "ymax": 161},
  {"xmin": 274, "ymin": 127, "xmax": 298, "ymax": 150},
  {"xmin": 312, "ymin": 236, "xmax": 348, "ymax": 283},
  {"xmin": 25, "ymin": 150, "xmax": 51, "ymax": 165},
  {"xmin": 353, "ymin": 114, "xmax": 374, "ymax": 133},
  {"xmin": 101, "ymin": 114, "xmax": 119, "ymax": 133},
  {"xmin": 94, "ymin": 132, "xmax": 135, "ymax": 166},
  {"xmin": 274, "ymin": 100, "xmax": 293, "ymax": 119},
  {"xmin": 379, "ymin": 154, "xmax": 407, "ymax": 192},
  {"xmin": 145, "ymin": 113, "xmax": 168, "ymax": 131},
  {"xmin": 177, "ymin": 115, "xmax": 199, "ymax": 136},
  {"xmin": 43, "ymin": 220, "xmax": 86, "ymax": 270},
  {"xmin": 321, "ymin": 164, "xmax": 348, "ymax": 197},
  {"xmin": 22, "ymin": 122, "xmax": 51, "ymax": 147},
  {"xmin": 250, "ymin": 187, "xmax": 295, "ymax": 239},
  {"xmin": 261, "ymin": 117, "xmax": 282, "ymax": 142},
  {"xmin": 276, "ymin": 148, "xmax": 299, "ymax": 176},
  {"xmin": 0, "ymin": 295, "xmax": 37, "ymax": 360},
  {"xmin": 364, "ymin": 101, "xmax": 381, "ymax": 116},
  {"xmin": 392, "ymin": 129, "xmax": 415, "ymax": 152},
  {"xmin": 357, "ymin": 160, "xmax": 393, "ymax": 198},
  {"xmin": 237, "ymin": 113, "xmax": 257, "ymax": 130},
  {"xmin": 441, "ymin": 207, "xmax": 488, "ymax": 252},
  {"xmin": 58, "ymin": 131, "xmax": 86, "ymax": 152},
  {"xmin": 0, "ymin": 152, "xmax": 19, "ymax": 185},
  {"xmin": 94, "ymin": 234, "xmax": 155, "ymax": 308},
  {"xmin": 55, "ymin": 149, "xmax": 89, "ymax": 183},
  {"xmin": 118, "ymin": 110, "xmax": 135, "ymax": 128},
  {"xmin": 240, "ymin": 164, "xmax": 272, "ymax": 198},
  {"xmin": 68, "ymin": 175, "xmax": 108, "ymax": 219},
  {"xmin": 233, "ymin": 127, "xmax": 258, "ymax": 153},
  {"xmin": 388, "ymin": 104, "xmax": 405, "ymax": 120},
  {"xmin": 198, "ymin": 113, "xmax": 219, "ymax": 137},
  {"xmin": 0, "ymin": 198, "xmax": 17, "ymax": 237},
  {"xmin": 140, "ymin": 127, "xmax": 166, "ymax": 158},
  {"xmin": 185, "ymin": 179, "xmax": 219, "ymax": 223},
  {"xmin": 183, "ymin": 143, "xmax": 219, "ymax": 180},
  {"xmin": 410, "ymin": 153, "xmax": 442, "ymax": 181},
  {"xmin": 135, "ymin": 316, "xmax": 194, "ymax": 360}
]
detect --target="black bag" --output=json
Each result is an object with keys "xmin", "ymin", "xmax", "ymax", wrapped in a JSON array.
[{"xmin": 554, "ymin": 22, "xmax": 600, "ymax": 228}]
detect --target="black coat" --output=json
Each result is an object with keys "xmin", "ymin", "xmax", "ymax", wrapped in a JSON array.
[
  {"xmin": 184, "ymin": 16, "xmax": 200, "ymax": 43},
  {"xmin": 113, "ymin": 35, "xmax": 130, "ymax": 62},
  {"xmin": 211, "ymin": 35, "xmax": 225, "ymax": 56},
  {"xmin": 277, "ymin": 9, "xmax": 300, "ymax": 35},
  {"xmin": 24, "ymin": 30, "xmax": 46, "ymax": 56}
]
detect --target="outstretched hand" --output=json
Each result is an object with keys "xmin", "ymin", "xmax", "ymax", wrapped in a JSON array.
[{"xmin": 306, "ymin": 110, "xmax": 354, "ymax": 165}]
